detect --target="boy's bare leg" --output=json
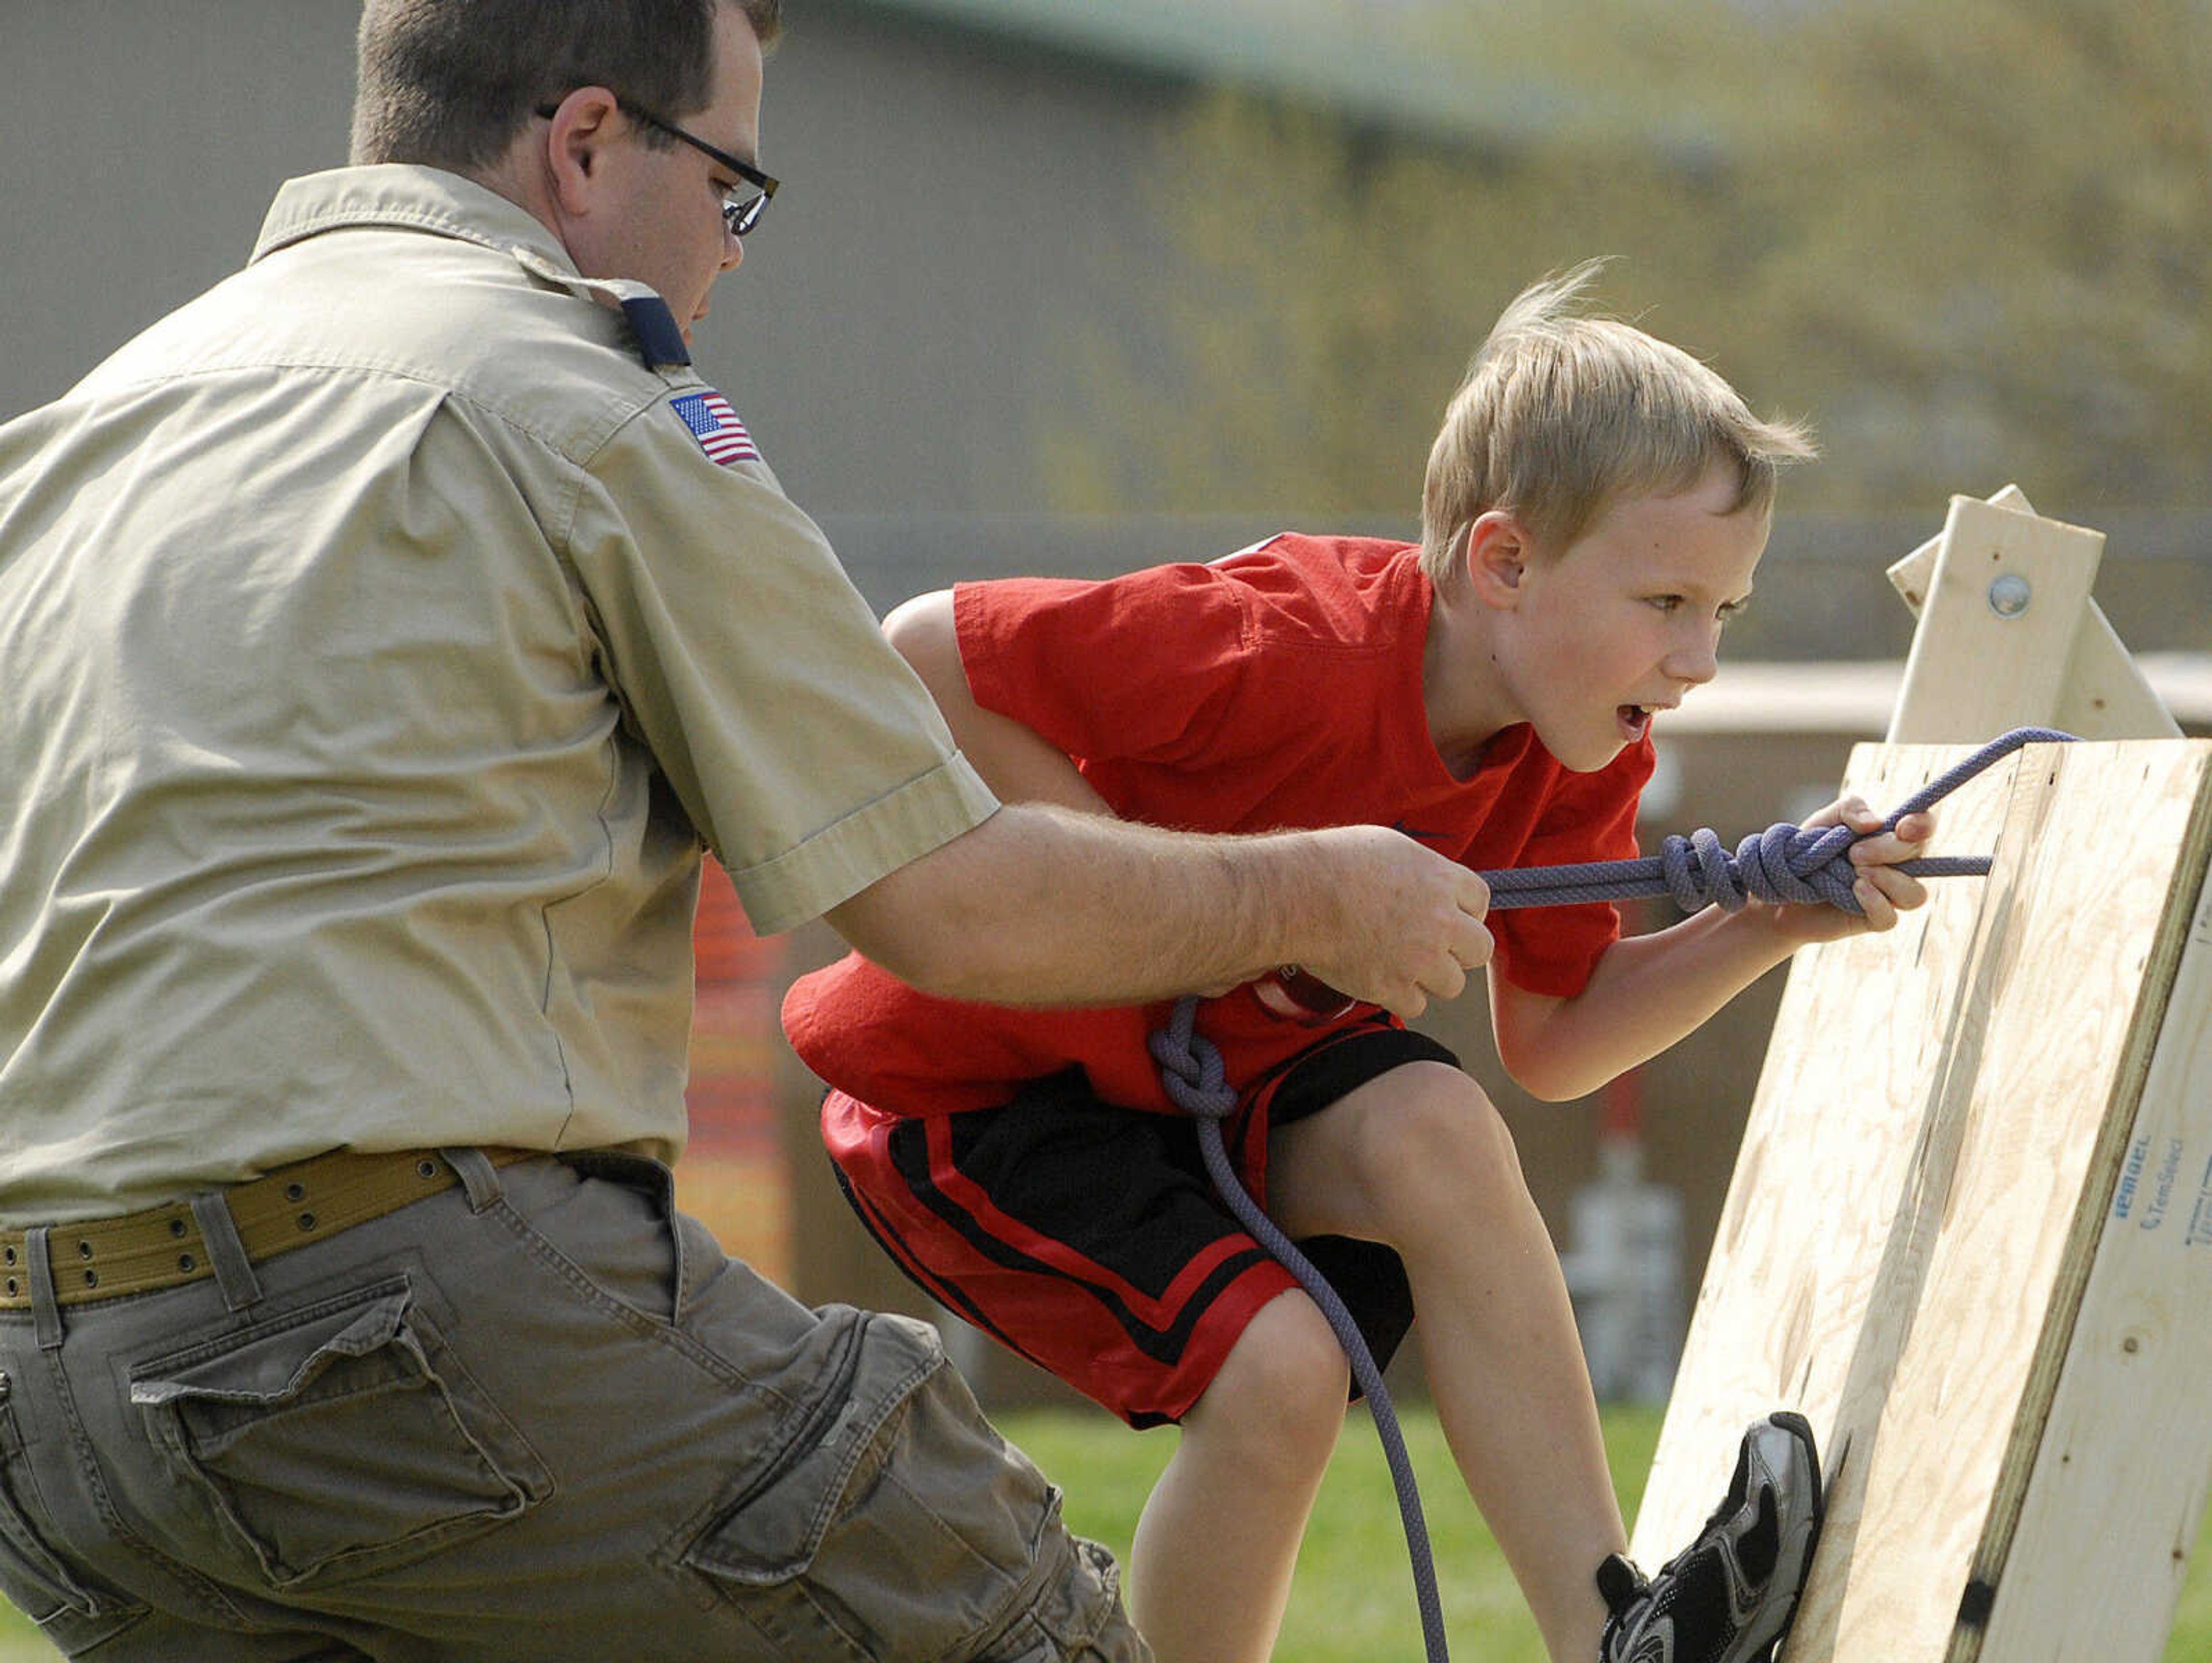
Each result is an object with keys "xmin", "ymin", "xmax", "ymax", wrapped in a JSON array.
[
  {"xmin": 1128, "ymin": 1289, "xmax": 1350, "ymax": 1663},
  {"xmin": 1267, "ymin": 1061, "xmax": 1622, "ymax": 1663}
]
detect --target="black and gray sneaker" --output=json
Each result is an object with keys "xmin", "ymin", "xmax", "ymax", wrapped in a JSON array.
[{"xmin": 1596, "ymin": 1411, "xmax": 1824, "ymax": 1663}]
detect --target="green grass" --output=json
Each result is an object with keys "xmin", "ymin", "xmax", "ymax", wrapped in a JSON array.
[
  {"xmin": 2, "ymin": 1404, "xmax": 2206, "ymax": 1660},
  {"xmin": 1001, "ymin": 1403, "xmax": 2212, "ymax": 1663},
  {"xmin": 1012, "ymin": 1402, "xmax": 1651, "ymax": 1663}
]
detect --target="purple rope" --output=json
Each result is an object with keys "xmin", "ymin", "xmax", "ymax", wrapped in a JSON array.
[
  {"xmin": 1149, "ymin": 726, "xmax": 2075, "ymax": 1663},
  {"xmin": 1487, "ymin": 726, "xmax": 2077, "ymax": 914},
  {"xmin": 1148, "ymin": 1001, "xmax": 1453, "ymax": 1663}
]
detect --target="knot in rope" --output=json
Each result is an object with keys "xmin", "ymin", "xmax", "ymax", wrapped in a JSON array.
[
  {"xmin": 1661, "ymin": 821, "xmax": 1862, "ymax": 914},
  {"xmin": 1482, "ymin": 725, "xmax": 2077, "ymax": 916},
  {"xmin": 1147, "ymin": 997, "xmax": 1238, "ymax": 1119}
]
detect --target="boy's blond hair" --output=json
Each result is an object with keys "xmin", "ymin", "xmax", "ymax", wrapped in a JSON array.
[{"xmin": 1419, "ymin": 261, "xmax": 1816, "ymax": 580}]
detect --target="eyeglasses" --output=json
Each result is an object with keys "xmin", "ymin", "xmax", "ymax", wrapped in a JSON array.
[{"xmin": 535, "ymin": 99, "xmax": 779, "ymax": 238}]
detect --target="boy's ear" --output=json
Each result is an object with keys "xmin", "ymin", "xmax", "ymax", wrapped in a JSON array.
[{"xmin": 1464, "ymin": 510, "xmax": 1530, "ymax": 609}]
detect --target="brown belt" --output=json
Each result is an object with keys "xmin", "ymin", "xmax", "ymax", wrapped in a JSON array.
[{"xmin": 0, "ymin": 1145, "xmax": 540, "ymax": 1311}]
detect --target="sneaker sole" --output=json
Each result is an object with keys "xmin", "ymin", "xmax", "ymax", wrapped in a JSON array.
[{"xmin": 1738, "ymin": 1411, "xmax": 1825, "ymax": 1663}]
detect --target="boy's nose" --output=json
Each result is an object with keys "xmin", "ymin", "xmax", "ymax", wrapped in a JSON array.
[{"xmin": 1664, "ymin": 639, "xmax": 1720, "ymax": 686}]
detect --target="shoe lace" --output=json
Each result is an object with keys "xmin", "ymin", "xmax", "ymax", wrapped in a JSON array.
[{"xmin": 1596, "ymin": 1447, "xmax": 1749, "ymax": 1642}]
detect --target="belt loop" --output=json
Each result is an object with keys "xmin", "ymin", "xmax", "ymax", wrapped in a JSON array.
[
  {"xmin": 24, "ymin": 1229, "xmax": 63, "ymax": 1351},
  {"xmin": 190, "ymin": 1194, "xmax": 264, "ymax": 1313},
  {"xmin": 441, "ymin": 1147, "xmax": 506, "ymax": 1214}
]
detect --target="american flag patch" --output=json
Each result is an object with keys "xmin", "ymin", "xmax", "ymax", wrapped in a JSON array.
[{"xmin": 669, "ymin": 389, "xmax": 762, "ymax": 467}]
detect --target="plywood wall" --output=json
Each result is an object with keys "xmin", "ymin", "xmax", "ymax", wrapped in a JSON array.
[{"xmin": 1631, "ymin": 738, "xmax": 2212, "ymax": 1663}]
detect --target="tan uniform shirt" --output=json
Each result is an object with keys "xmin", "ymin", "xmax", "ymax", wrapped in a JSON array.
[{"xmin": 0, "ymin": 166, "xmax": 996, "ymax": 1221}]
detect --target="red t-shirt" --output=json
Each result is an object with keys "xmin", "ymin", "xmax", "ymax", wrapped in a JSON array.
[{"xmin": 782, "ymin": 534, "xmax": 1653, "ymax": 1117}]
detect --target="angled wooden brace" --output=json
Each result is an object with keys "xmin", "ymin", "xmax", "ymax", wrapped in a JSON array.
[{"xmin": 1885, "ymin": 484, "xmax": 2180, "ymax": 744}]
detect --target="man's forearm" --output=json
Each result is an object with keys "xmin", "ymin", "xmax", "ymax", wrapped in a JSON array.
[{"xmin": 827, "ymin": 802, "xmax": 1491, "ymax": 1020}]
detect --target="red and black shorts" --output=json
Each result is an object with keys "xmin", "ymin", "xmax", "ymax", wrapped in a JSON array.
[{"xmin": 821, "ymin": 1021, "xmax": 1459, "ymax": 1429}]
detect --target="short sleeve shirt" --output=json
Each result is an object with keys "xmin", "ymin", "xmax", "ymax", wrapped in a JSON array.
[
  {"xmin": 783, "ymin": 535, "xmax": 1652, "ymax": 1118},
  {"xmin": 0, "ymin": 166, "xmax": 996, "ymax": 1221}
]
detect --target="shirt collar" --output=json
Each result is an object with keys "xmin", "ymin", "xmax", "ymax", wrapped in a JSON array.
[
  {"xmin": 251, "ymin": 164, "xmax": 577, "ymax": 276},
  {"xmin": 248, "ymin": 164, "xmax": 693, "ymax": 370}
]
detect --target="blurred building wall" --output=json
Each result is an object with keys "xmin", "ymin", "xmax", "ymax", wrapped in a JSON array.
[
  {"xmin": 1, "ymin": 0, "xmax": 1176, "ymax": 517},
  {"xmin": 9, "ymin": 5, "xmax": 2210, "ymax": 642}
]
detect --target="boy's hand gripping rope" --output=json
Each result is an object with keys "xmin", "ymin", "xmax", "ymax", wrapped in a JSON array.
[
  {"xmin": 1147, "ymin": 726, "xmax": 2075, "ymax": 1663},
  {"xmin": 1489, "ymin": 724, "xmax": 2075, "ymax": 914}
]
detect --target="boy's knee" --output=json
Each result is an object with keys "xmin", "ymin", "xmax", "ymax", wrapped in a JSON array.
[
  {"xmin": 1194, "ymin": 1291, "xmax": 1349, "ymax": 1456},
  {"xmin": 1355, "ymin": 1063, "xmax": 1525, "ymax": 1221}
]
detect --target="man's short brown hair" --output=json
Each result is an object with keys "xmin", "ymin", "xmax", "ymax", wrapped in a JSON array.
[{"xmin": 351, "ymin": 0, "xmax": 782, "ymax": 172}]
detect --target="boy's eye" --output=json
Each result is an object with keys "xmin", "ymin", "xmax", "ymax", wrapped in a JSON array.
[{"xmin": 1649, "ymin": 595, "xmax": 1749, "ymax": 621}]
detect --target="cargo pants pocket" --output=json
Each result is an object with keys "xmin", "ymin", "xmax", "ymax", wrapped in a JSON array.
[
  {"xmin": 130, "ymin": 1276, "xmax": 552, "ymax": 1591},
  {"xmin": 0, "ymin": 1373, "xmax": 146, "ymax": 1653},
  {"xmin": 680, "ymin": 1309, "xmax": 1126, "ymax": 1663}
]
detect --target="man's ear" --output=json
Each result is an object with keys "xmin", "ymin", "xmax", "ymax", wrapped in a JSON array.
[
  {"xmin": 1464, "ymin": 510, "xmax": 1531, "ymax": 609},
  {"xmin": 543, "ymin": 86, "xmax": 623, "ymax": 217}
]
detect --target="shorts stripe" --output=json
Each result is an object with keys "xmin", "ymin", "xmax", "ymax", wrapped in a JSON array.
[
  {"xmin": 888, "ymin": 1114, "xmax": 1280, "ymax": 1369},
  {"xmin": 821, "ymin": 1023, "xmax": 1455, "ymax": 1426},
  {"xmin": 833, "ymin": 1162, "xmax": 1023, "ymax": 1353}
]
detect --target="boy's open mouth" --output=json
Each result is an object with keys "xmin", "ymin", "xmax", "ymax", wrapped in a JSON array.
[{"xmin": 1618, "ymin": 703, "xmax": 1654, "ymax": 741}]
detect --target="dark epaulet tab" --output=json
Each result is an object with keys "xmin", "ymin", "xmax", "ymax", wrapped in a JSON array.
[
  {"xmin": 621, "ymin": 294, "xmax": 692, "ymax": 370},
  {"xmin": 505, "ymin": 245, "xmax": 693, "ymax": 372}
]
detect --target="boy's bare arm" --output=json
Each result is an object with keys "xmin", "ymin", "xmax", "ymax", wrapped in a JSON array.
[
  {"xmin": 836, "ymin": 590, "xmax": 1495, "ymax": 1018},
  {"xmin": 884, "ymin": 589, "xmax": 1112, "ymax": 815},
  {"xmin": 1490, "ymin": 800, "xmax": 1934, "ymax": 1101}
]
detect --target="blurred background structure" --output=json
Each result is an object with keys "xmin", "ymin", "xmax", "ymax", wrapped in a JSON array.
[{"xmin": 7, "ymin": 0, "xmax": 2207, "ymax": 1407}]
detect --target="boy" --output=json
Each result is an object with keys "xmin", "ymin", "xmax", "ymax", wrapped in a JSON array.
[{"xmin": 782, "ymin": 263, "xmax": 1934, "ymax": 1663}]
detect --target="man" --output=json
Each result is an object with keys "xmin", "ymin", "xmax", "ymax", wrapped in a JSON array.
[{"xmin": 0, "ymin": 1, "xmax": 1487, "ymax": 1658}]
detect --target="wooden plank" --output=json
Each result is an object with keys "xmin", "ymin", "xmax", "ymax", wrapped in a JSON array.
[
  {"xmin": 2052, "ymin": 608, "xmax": 2187, "ymax": 740},
  {"xmin": 1631, "ymin": 741, "xmax": 2026, "ymax": 1574},
  {"xmin": 1819, "ymin": 742, "xmax": 2207, "ymax": 1661},
  {"xmin": 1886, "ymin": 497, "xmax": 2105, "ymax": 743},
  {"xmin": 1971, "ymin": 794, "xmax": 2212, "ymax": 1661},
  {"xmin": 1885, "ymin": 486, "xmax": 2179, "ymax": 743},
  {"xmin": 1885, "ymin": 484, "xmax": 2037, "ymax": 617},
  {"xmin": 1629, "ymin": 740, "xmax": 2212, "ymax": 1663}
]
